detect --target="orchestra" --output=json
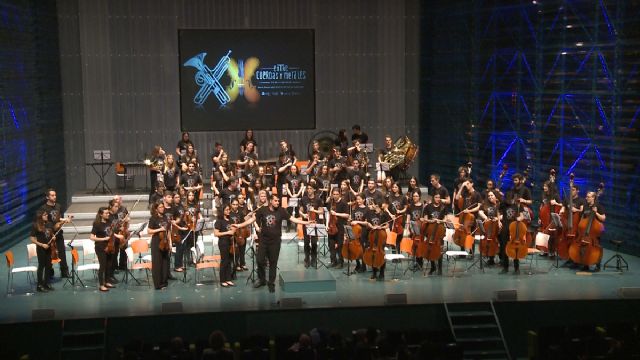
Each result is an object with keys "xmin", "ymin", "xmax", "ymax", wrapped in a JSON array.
[{"xmin": 30, "ymin": 127, "xmax": 613, "ymax": 296}]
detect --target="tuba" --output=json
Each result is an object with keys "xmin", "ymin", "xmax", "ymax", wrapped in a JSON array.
[{"xmin": 381, "ymin": 136, "xmax": 418, "ymax": 170}]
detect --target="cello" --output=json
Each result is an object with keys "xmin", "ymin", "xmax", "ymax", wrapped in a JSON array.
[
  {"xmin": 558, "ymin": 174, "xmax": 580, "ymax": 259},
  {"xmin": 420, "ymin": 219, "xmax": 445, "ymax": 262},
  {"xmin": 506, "ymin": 212, "xmax": 529, "ymax": 260},
  {"xmin": 537, "ymin": 170, "xmax": 562, "ymax": 253},
  {"xmin": 452, "ymin": 204, "xmax": 476, "ymax": 251},
  {"xmin": 569, "ymin": 184, "xmax": 604, "ymax": 267},
  {"xmin": 362, "ymin": 226, "xmax": 387, "ymax": 269},
  {"xmin": 342, "ymin": 223, "xmax": 364, "ymax": 261},
  {"xmin": 479, "ymin": 218, "xmax": 500, "ymax": 258}
]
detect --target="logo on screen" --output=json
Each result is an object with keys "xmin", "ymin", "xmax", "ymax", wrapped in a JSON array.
[
  {"xmin": 183, "ymin": 51, "xmax": 232, "ymax": 107},
  {"xmin": 227, "ymin": 57, "xmax": 261, "ymax": 104}
]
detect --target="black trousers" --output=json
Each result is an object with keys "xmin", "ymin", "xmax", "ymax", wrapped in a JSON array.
[
  {"xmin": 328, "ymin": 229, "xmax": 344, "ymax": 264},
  {"xmin": 151, "ymin": 238, "xmax": 170, "ymax": 289},
  {"xmin": 36, "ymin": 246, "xmax": 52, "ymax": 286},
  {"xmin": 235, "ymin": 242, "xmax": 246, "ymax": 267},
  {"xmin": 96, "ymin": 247, "xmax": 110, "ymax": 286},
  {"xmin": 303, "ymin": 231, "xmax": 318, "ymax": 261},
  {"xmin": 257, "ymin": 240, "xmax": 281, "ymax": 286},
  {"xmin": 47, "ymin": 235, "xmax": 68, "ymax": 278},
  {"xmin": 218, "ymin": 239, "xmax": 232, "ymax": 283}
]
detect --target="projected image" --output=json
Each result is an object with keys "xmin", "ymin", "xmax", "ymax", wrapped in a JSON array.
[{"xmin": 179, "ymin": 29, "xmax": 316, "ymax": 131}]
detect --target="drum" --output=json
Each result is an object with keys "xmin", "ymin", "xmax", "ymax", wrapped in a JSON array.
[{"xmin": 535, "ymin": 232, "xmax": 550, "ymax": 253}]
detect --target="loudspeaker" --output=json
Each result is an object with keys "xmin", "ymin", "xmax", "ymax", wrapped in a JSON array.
[
  {"xmin": 278, "ymin": 297, "xmax": 303, "ymax": 308},
  {"xmin": 384, "ymin": 293, "xmax": 407, "ymax": 305},
  {"xmin": 32, "ymin": 309, "xmax": 55, "ymax": 321},
  {"xmin": 162, "ymin": 302, "xmax": 183, "ymax": 313},
  {"xmin": 618, "ymin": 287, "xmax": 640, "ymax": 299},
  {"xmin": 494, "ymin": 289, "xmax": 517, "ymax": 301}
]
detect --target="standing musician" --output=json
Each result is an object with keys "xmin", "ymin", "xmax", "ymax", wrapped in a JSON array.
[
  {"xmin": 286, "ymin": 164, "xmax": 306, "ymax": 223},
  {"xmin": 251, "ymin": 194, "xmax": 311, "ymax": 293},
  {"xmin": 306, "ymin": 140, "xmax": 326, "ymax": 177},
  {"xmin": 364, "ymin": 203, "xmax": 391, "ymax": 281},
  {"xmin": 377, "ymin": 135, "xmax": 399, "ymax": 181},
  {"xmin": 277, "ymin": 139, "xmax": 297, "ymax": 198},
  {"xmin": 183, "ymin": 190, "xmax": 201, "ymax": 266},
  {"xmin": 350, "ymin": 194, "xmax": 370, "ymax": 273},
  {"xmin": 452, "ymin": 166, "xmax": 470, "ymax": 213},
  {"xmin": 478, "ymin": 190, "xmax": 502, "ymax": 265},
  {"xmin": 347, "ymin": 139, "xmax": 368, "ymax": 172},
  {"xmin": 499, "ymin": 173, "xmax": 532, "ymax": 274},
  {"xmin": 407, "ymin": 191, "xmax": 426, "ymax": 270},
  {"xmin": 351, "ymin": 124, "xmax": 369, "ymax": 144},
  {"xmin": 423, "ymin": 193, "xmax": 447, "ymax": 275},
  {"xmin": 459, "ymin": 178, "xmax": 482, "ymax": 252},
  {"xmin": 312, "ymin": 164, "xmax": 332, "ymax": 203},
  {"xmin": 228, "ymin": 199, "xmax": 245, "ymax": 273},
  {"xmin": 147, "ymin": 201, "xmax": 170, "ymax": 289},
  {"xmin": 346, "ymin": 159, "xmax": 366, "ymax": 196},
  {"xmin": 559, "ymin": 184, "xmax": 586, "ymax": 267},
  {"xmin": 381, "ymin": 177, "xmax": 395, "ymax": 197},
  {"xmin": 163, "ymin": 154, "xmax": 180, "ymax": 192},
  {"xmin": 219, "ymin": 176, "xmax": 241, "ymax": 213},
  {"xmin": 328, "ymin": 146, "xmax": 348, "ymax": 184},
  {"xmin": 160, "ymin": 191, "xmax": 178, "ymax": 281},
  {"xmin": 239, "ymin": 129, "xmax": 258, "ymax": 155},
  {"xmin": 215, "ymin": 204, "xmax": 238, "ymax": 288},
  {"xmin": 299, "ymin": 185, "xmax": 324, "ymax": 268},
  {"xmin": 580, "ymin": 191, "xmax": 606, "ymax": 272},
  {"xmin": 386, "ymin": 182, "xmax": 408, "ymax": 251},
  {"xmin": 40, "ymin": 188, "xmax": 71, "ymax": 279},
  {"xmin": 339, "ymin": 180, "xmax": 355, "ymax": 209},
  {"xmin": 406, "ymin": 176, "xmax": 422, "ymax": 202},
  {"xmin": 148, "ymin": 146, "xmax": 166, "ymax": 199},
  {"xmin": 539, "ymin": 180, "xmax": 562, "ymax": 256},
  {"xmin": 180, "ymin": 144, "xmax": 200, "ymax": 172},
  {"xmin": 90, "ymin": 207, "xmax": 116, "ymax": 292},
  {"xmin": 328, "ymin": 188, "xmax": 350, "ymax": 268},
  {"xmin": 210, "ymin": 142, "xmax": 225, "ymax": 173},
  {"xmin": 239, "ymin": 157, "xmax": 259, "ymax": 196},
  {"xmin": 172, "ymin": 193, "xmax": 189, "ymax": 273},
  {"xmin": 176, "ymin": 132, "xmax": 194, "ymax": 157},
  {"xmin": 235, "ymin": 194, "xmax": 251, "ymax": 271},
  {"xmin": 30, "ymin": 210, "xmax": 55, "ymax": 292},
  {"xmin": 106, "ymin": 199, "xmax": 122, "ymax": 285},
  {"xmin": 336, "ymin": 129, "xmax": 349, "ymax": 156},
  {"xmin": 428, "ymin": 174, "xmax": 452, "ymax": 207},
  {"xmin": 179, "ymin": 162, "xmax": 203, "ymax": 199},
  {"xmin": 364, "ymin": 179, "xmax": 385, "ymax": 209}
]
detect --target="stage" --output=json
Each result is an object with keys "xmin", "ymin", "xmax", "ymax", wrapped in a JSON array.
[{"xmin": 2, "ymin": 193, "xmax": 640, "ymax": 358}]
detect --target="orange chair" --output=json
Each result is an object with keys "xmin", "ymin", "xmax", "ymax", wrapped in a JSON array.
[
  {"xmin": 5, "ymin": 250, "xmax": 37, "ymax": 295},
  {"xmin": 191, "ymin": 239, "xmax": 219, "ymax": 285},
  {"xmin": 125, "ymin": 239, "xmax": 153, "ymax": 286}
]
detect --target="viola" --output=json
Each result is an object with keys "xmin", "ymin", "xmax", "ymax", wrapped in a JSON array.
[
  {"xmin": 569, "ymin": 184, "xmax": 604, "ymax": 266},
  {"xmin": 106, "ymin": 220, "xmax": 119, "ymax": 255},
  {"xmin": 479, "ymin": 218, "xmax": 500, "ymax": 257},
  {"xmin": 158, "ymin": 226, "xmax": 170, "ymax": 252}
]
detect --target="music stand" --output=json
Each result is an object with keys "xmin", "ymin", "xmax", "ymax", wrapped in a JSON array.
[
  {"xmin": 63, "ymin": 224, "xmax": 84, "ymax": 289},
  {"xmin": 306, "ymin": 224, "xmax": 328, "ymax": 269},
  {"xmin": 467, "ymin": 220, "xmax": 489, "ymax": 272},
  {"xmin": 122, "ymin": 221, "xmax": 148, "ymax": 285},
  {"xmin": 375, "ymin": 162, "xmax": 390, "ymax": 172},
  {"xmin": 342, "ymin": 225, "xmax": 357, "ymax": 276},
  {"xmin": 89, "ymin": 150, "xmax": 113, "ymax": 194},
  {"xmin": 245, "ymin": 229, "xmax": 258, "ymax": 285},
  {"xmin": 403, "ymin": 221, "xmax": 422, "ymax": 276},
  {"xmin": 362, "ymin": 143, "xmax": 374, "ymax": 153}
]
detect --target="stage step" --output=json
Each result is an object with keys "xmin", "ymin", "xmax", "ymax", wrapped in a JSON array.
[
  {"xmin": 61, "ymin": 318, "xmax": 106, "ymax": 360},
  {"xmin": 445, "ymin": 302, "xmax": 511, "ymax": 360},
  {"xmin": 279, "ymin": 270, "xmax": 336, "ymax": 293}
]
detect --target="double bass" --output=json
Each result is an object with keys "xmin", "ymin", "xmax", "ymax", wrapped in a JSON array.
[
  {"xmin": 569, "ymin": 184, "xmax": 604, "ymax": 266},
  {"xmin": 558, "ymin": 174, "xmax": 580, "ymax": 259},
  {"xmin": 538, "ymin": 169, "xmax": 562, "ymax": 253}
]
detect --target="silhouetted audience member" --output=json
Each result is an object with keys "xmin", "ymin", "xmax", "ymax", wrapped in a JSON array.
[
  {"xmin": 287, "ymin": 333, "xmax": 316, "ymax": 359},
  {"xmin": 202, "ymin": 330, "xmax": 233, "ymax": 360}
]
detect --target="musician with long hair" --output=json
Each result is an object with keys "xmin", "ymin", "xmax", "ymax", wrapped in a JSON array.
[
  {"xmin": 30, "ymin": 210, "xmax": 54, "ymax": 292},
  {"xmin": 163, "ymin": 154, "xmax": 180, "ymax": 192},
  {"xmin": 90, "ymin": 207, "xmax": 114, "ymax": 292},
  {"xmin": 478, "ymin": 190, "xmax": 502, "ymax": 266},
  {"xmin": 149, "ymin": 146, "xmax": 166, "ymax": 198},
  {"xmin": 148, "ymin": 201, "xmax": 170, "ymax": 289}
]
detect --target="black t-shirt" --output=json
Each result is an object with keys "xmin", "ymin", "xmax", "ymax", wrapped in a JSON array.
[
  {"xmin": 39, "ymin": 203, "xmax": 64, "ymax": 237},
  {"xmin": 408, "ymin": 203, "xmax": 425, "ymax": 221},
  {"xmin": 347, "ymin": 169, "xmax": 366, "ymax": 191},
  {"xmin": 176, "ymin": 139, "xmax": 194, "ymax": 155},
  {"xmin": 229, "ymin": 210, "xmax": 243, "ymax": 225},
  {"xmin": 365, "ymin": 210, "xmax": 390, "ymax": 227},
  {"xmin": 163, "ymin": 167, "xmax": 180, "ymax": 189},
  {"xmin": 351, "ymin": 132, "xmax": 369, "ymax": 144},
  {"xmin": 91, "ymin": 221, "xmax": 110, "ymax": 251},
  {"xmin": 425, "ymin": 203, "xmax": 446, "ymax": 221},
  {"xmin": 483, "ymin": 203, "xmax": 500, "ymax": 219},
  {"xmin": 563, "ymin": 196, "xmax": 587, "ymax": 212},
  {"xmin": 210, "ymin": 149, "xmax": 222, "ymax": 171},
  {"xmin": 463, "ymin": 191, "xmax": 483, "ymax": 210},
  {"xmin": 180, "ymin": 172, "xmax": 203, "ymax": 189},
  {"xmin": 503, "ymin": 186, "xmax": 532, "ymax": 222},
  {"xmin": 220, "ymin": 188, "xmax": 240, "ymax": 207},
  {"xmin": 299, "ymin": 196, "xmax": 323, "ymax": 220},
  {"xmin": 428, "ymin": 185, "xmax": 450, "ymax": 202},
  {"xmin": 333, "ymin": 200, "xmax": 350, "ymax": 227},
  {"xmin": 364, "ymin": 189, "xmax": 385, "ymax": 207},
  {"xmin": 287, "ymin": 174, "xmax": 306, "ymax": 195},
  {"xmin": 352, "ymin": 205, "xmax": 368, "ymax": 223},
  {"xmin": 214, "ymin": 217, "xmax": 233, "ymax": 244},
  {"xmin": 581, "ymin": 203, "xmax": 605, "ymax": 220},
  {"xmin": 240, "ymin": 138, "xmax": 257, "ymax": 149},
  {"xmin": 239, "ymin": 151, "xmax": 258, "ymax": 162},
  {"xmin": 329, "ymin": 157, "xmax": 347, "ymax": 182},
  {"xmin": 255, "ymin": 206, "xmax": 290, "ymax": 243},
  {"xmin": 386, "ymin": 193, "xmax": 407, "ymax": 215},
  {"xmin": 30, "ymin": 224, "xmax": 51, "ymax": 245},
  {"xmin": 148, "ymin": 215, "xmax": 168, "ymax": 243}
]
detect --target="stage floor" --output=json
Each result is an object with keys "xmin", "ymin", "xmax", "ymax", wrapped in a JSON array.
[{"xmin": 1, "ymin": 230, "xmax": 639, "ymax": 325}]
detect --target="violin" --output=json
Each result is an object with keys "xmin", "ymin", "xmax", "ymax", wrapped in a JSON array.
[
  {"xmin": 106, "ymin": 219, "xmax": 121, "ymax": 255},
  {"xmin": 390, "ymin": 204, "xmax": 405, "ymax": 236},
  {"xmin": 46, "ymin": 222, "xmax": 66, "ymax": 262},
  {"xmin": 158, "ymin": 224, "xmax": 170, "ymax": 252},
  {"xmin": 558, "ymin": 174, "xmax": 580, "ymax": 260},
  {"xmin": 569, "ymin": 183, "xmax": 604, "ymax": 266}
]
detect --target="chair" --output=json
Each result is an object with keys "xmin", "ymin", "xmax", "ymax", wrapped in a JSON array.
[
  {"xmin": 71, "ymin": 248, "xmax": 99, "ymax": 284},
  {"xmin": 191, "ymin": 239, "xmax": 219, "ymax": 285},
  {"xmin": 124, "ymin": 247, "xmax": 152, "ymax": 286},
  {"xmin": 5, "ymin": 250, "xmax": 37, "ymax": 295},
  {"xmin": 80, "ymin": 240, "xmax": 99, "ymax": 264},
  {"xmin": 524, "ymin": 247, "xmax": 542, "ymax": 275},
  {"xmin": 115, "ymin": 162, "xmax": 134, "ymax": 190}
]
